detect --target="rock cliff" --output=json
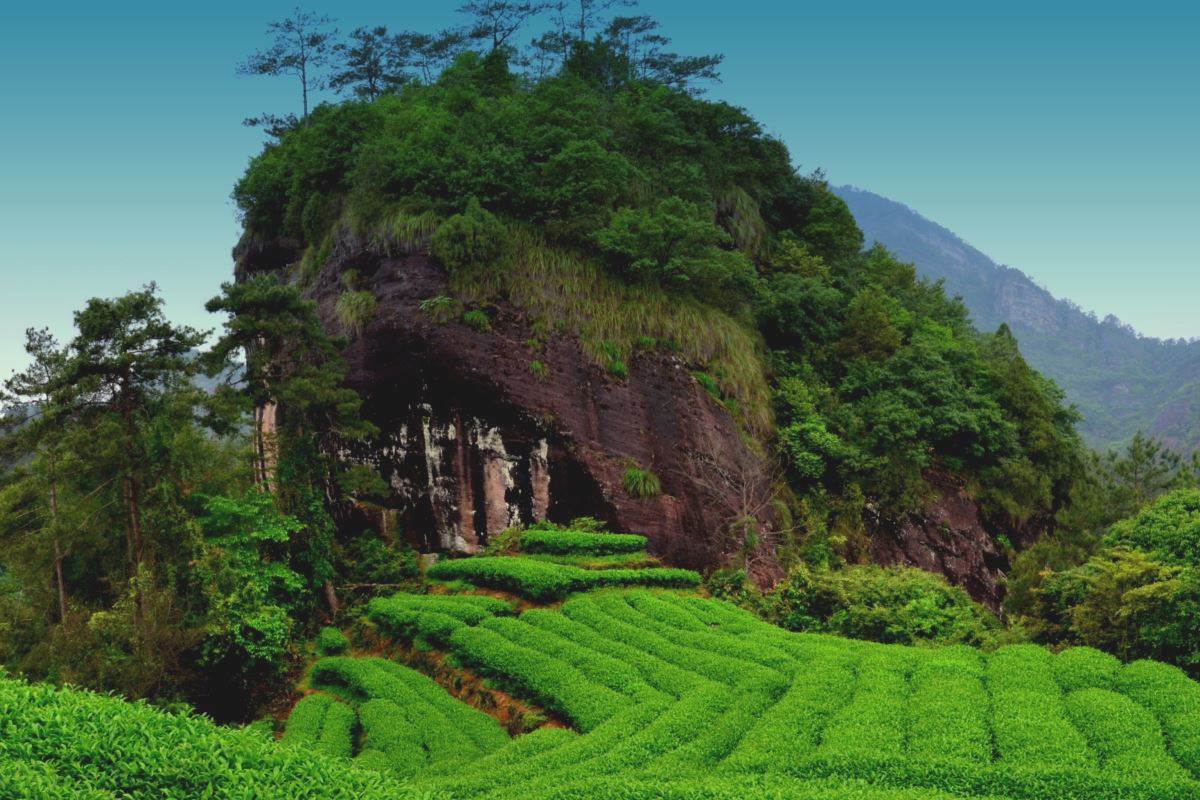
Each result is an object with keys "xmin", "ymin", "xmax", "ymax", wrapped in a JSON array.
[
  {"xmin": 239, "ymin": 233, "xmax": 768, "ymax": 575},
  {"xmin": 238, "ymin": 233, "xmax": 1027, "ymax": 603}
]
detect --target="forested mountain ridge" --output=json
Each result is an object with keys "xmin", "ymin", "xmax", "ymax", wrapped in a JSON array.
[{"xmin": 835, "ymin": 186, "xmax": 1200, "ymax": 453}]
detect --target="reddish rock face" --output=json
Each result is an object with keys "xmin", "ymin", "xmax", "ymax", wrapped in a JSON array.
[
  {"xmin": 868, "ymin": 472, "xmax": 1010, "ymax": 611},
  {"xmin": 255, "ymin": 239, "xmax": 772, "ymax": 574},
  {"xmin": 237, "ymin": 235, "xmax": 1017, "ymax": 602}
]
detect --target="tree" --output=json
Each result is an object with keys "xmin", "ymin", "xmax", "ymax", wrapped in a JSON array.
[
  {"xmin": 460, "ymin": 1, "xmax": 549, "ymax": 52},
  {"xmin": 330, "ymin": 26, "xmax": 403, "ymax": 99},
  {"xmin": 404, "ymin": 29, "xmax": 470, "ymax": 84},
  {"xmin": 1108, "ymin": 431, "xmax": 1182, "ymax": 509},
  {"xmin": 205, "ymin": 276, "xmax": 375, "ymax": 614},
  {"xmin": 54, "ymin": 286, "xmax": 206, "ymax": 626},
  {"xmin": 1, "ymin": 329, "xmax": 72, "ymax": 621},
  {"xmin": 570, "ymin": 0, "xmax": 634, "ymax": 42},
  {"xmin": 604, "ymin": 15, "xmax": 722, "ymax": 91},
  {"xmin": 238, "ymin": 8, "xmax": 337, "ymax": 121}
]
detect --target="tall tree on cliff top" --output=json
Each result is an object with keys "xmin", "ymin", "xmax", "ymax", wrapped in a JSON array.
[
  {"xmin": 205, "ymin": 275, "xmax": 375, "ymax": 613},
  {"xmin": 238, "ymin": 8, "xmax": 337, "ymax": 122},
  {"xmin": 330, "ymin": 26, "xmax": 404, "ymax": 99},
  {"xmin": 460, "ymin": 1, "xmax": 551, "ymax": 52}
]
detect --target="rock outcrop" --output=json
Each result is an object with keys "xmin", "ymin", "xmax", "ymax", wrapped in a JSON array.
[
  {"xmin": 239, "ymin": 234, "xmax": 1025, "ymax": 602},
  {"xmin": 239, "ymin": 234, "xmax": 767, "ymax": 574},
  {"xmin": 868, "ymin": 472, "xmax": 1011, "ymax": 611}
]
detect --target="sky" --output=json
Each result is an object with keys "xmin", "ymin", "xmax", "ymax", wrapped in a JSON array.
[{"xmin": 0, "ymin": 0, "xmax": 1197, "ymax": 379}]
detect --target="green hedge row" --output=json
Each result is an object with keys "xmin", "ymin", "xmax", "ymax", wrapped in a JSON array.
[
  {"xmin": 448, "ymin": 624, "xmax": 625, "ymax": 731},
  {"xmin": 1117, "ymin": 659, "xmax": 1200, "ymax": 776},
  {"xmin": 281, "ymin": 693, "xmax": 334, "ymax": 749},
  {"xmin": 480, "ymin": 614, "xmax": 651, "ymax": 697},
  {"xmin": 719, "ymin": 647, "xmax": 858, "ymax": 773},
  {"xmin": 520, "ymin": 528, "xmax": 648, "ymax": 556},
  {"xmin": 987, "ymin": 644, "xmax": 1094, "ymax": 769},
  {"xmin": 521, "ymin": 608, "xmax": 704, "ymax": 698},
  {"xmin": 562, "ymin": 592, "xmax": 777, "ymax": 689},
  {"xmin": 905, "ymin": 653, "xmax": 991, "ymax": 765},
  {"xmin": 426, "ymin": 557, "xmax": 698, "ymax": 601},
  {"xmin": 356, "ymin": 699, "xmax": 425, "ymax": 778},
  {"xmin": 1065, "ymin": 687, "xmax": 1190, "ymax": 782},
  {"xmin": 1052, "ymin": 646, "xmax": 1121, "ymax": 693},
  {"xmin": 309, "ymin": 657, "xmax": 508, "ymax": 760},
  {"xmin": 818, "ymin": 651, "xmax": 910, "ymax": 760}
]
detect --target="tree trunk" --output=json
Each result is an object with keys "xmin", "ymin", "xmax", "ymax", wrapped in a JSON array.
[
  {"xmin": 324, "ymin": 579, "xmax": 339, "ymax": 616},
  {"xmin": 119, "ymin": 371, "xmax": 145, "ymax": 630},
  {"xmin": 47, "ymin": 458, "xmax": 68, "ymax": 623}
]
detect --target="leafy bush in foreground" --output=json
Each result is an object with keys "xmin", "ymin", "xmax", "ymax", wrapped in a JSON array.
[{"xmin": 0, "ymin": 674, "xmax": 415, "ymax": 799}]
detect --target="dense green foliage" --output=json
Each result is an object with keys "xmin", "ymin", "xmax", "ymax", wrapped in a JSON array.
[
  {"xmin": 0, "ymin": 672, "xmax": 419, "ymax": 798},
  {"xmin": 714, "ymin": 564, "xmax": 1002, "ymax": 647},
  {"xmin": 1009, "ymin": 488, "xmax": 1200, "ymax": 676},
  {"xmin": 0, "ymin": 280, "xmax": 419, "ymax": 718},
  {"xmin": 838, "ymin": 186, "xmax": 1200, "ymax": 453},
  {"xmin": 520, "ymin": 525, "xmax": 648, "ymax": 556}
]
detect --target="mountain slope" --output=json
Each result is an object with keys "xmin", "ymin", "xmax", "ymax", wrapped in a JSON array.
[{"xmin": 835, "ymin": 186, "xmax": 1200, "ymax": 453}]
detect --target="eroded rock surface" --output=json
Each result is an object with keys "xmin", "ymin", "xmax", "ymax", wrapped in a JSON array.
[
  {"xmin": 241, "ymin": 235, "xmax": 764, "ymax": 572},
  {"xmin": 868, "ymin": 472, "xmax": 1011, "ymax": 610}
]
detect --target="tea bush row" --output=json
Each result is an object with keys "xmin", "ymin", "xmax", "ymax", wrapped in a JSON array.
[
  {"xmin": 519, "ymin": 528, "xmax": 648, "ymax": 555},
  {"xmin": 986, "ymin": 644, "xmax": 1094, "ymax": 769},
  {"xmin": 0, "ymin": 674, "xmax": 421, "ymax": 799},
  {"xmin": 426, "ymin": 556, "xmax": 698, "ymax": 600}
]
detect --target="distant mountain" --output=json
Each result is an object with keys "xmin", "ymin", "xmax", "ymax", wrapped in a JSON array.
[{"xmin": 835, "ymin": 186, "xmax": 1200, "ymax": 453}]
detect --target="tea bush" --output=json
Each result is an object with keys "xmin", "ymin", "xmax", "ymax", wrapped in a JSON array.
[
  {"xmin": 426, "ymin": 556, "xmax": 698, "ymax": 601},
  {"xmin": 519, "ymin": 528, "xmax": 648, "ymax": 556}
]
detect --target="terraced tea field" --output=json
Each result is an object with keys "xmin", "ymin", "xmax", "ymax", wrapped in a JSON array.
[
  {"xmin": 5, "ymin": 524, "xmax": 1200, "ymax": 798},
  {"xmin": 284, "ymin": 586, "xmax": 1200, "ymax": 800}
]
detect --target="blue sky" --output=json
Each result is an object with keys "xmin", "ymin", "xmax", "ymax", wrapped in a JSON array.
[{"xmin": 1, "ymin": 1, "xmax": 1197, "ymax": 379}]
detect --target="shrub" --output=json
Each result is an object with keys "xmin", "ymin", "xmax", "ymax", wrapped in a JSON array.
[
  {"xmin": 1065, "ymin": 687, "xmax": 1190, "ymax": 781},
  {"xmin": 309, "ymin": 656, "xmax": 508, "ymax": 758},
  {"xmin": 430, "ymin": 199, "xmax": 509, "ymax": 276},
  {"xmin": 281, "ymin": 693, "xmax": 333, "ymax": 748},
  {"xmin": 317, "ymin": 627, "xmax": 350, "ymax": 656},
  {"xmin": 765, "ymin": 564, "xmax": 1000, "ymax": 647},
  {"xmin": 357, "ymin": 699, "xmax": 425, "ymax": 777},
  {"xmin": 622, "ymin": 465, "xmax": 662, "ymax": 499},
  {"xmin": 339, "ymin": 535, "xmax": 420, "ymax": 585},
  {"xmin": 418, "ymin": 294, "xmax": 459, "ymax": 323},
  {"xmin": 1108, "ymin": 489, "xmax": 1200, "ymax": 566},
  {"xmin": 448, "ymin": 625, "xmax": 624, "ymax": 731},
  {"xmin": 1117, "ymin": 659, "xmax": 1200, "ymax": 775},
  {"xmin": 1052, "ymin": 647, "xmax": 1121, "ymax": 692},
  {"xmin": 987, "ymin": 645, "xmax": 1094, "ymax": 768}
]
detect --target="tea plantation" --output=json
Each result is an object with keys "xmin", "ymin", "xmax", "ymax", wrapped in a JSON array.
[{"xmin": 4, "ymin": 525, "xmax": 1200, "ymax": 799}]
